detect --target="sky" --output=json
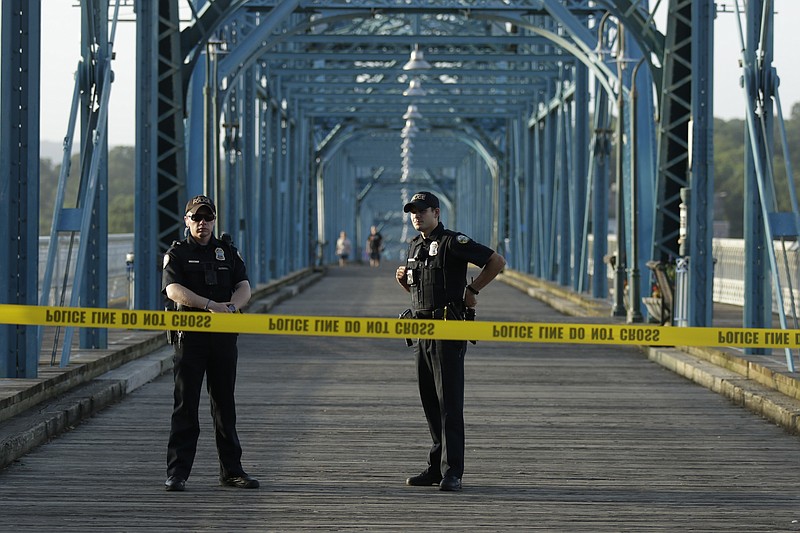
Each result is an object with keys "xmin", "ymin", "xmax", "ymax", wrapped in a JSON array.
[{"xmin": 31, "ymin": 1, "xmax": 800, "ymax": 148}]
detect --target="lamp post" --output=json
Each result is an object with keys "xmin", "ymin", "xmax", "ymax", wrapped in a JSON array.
[
  {"xmin": 204, "ymin": 39, "xmax": 227, "ymax": 200},
  {"xmin": 610, "ymin": 26, "xmax": 627, "ymax": 317},
  {"xmin": 627, "ymin": 56, "xmax": 647, "ymax": 323}
]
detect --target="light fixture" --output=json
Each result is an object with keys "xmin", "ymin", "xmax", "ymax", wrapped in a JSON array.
[
  {"xmin": 403, "ymin": 77, "xmax": 427, "ymax": 97},
  {"xmin": 401, "ymin": 123, "xmax": 419, "ymax": 137},
  {"xmin": 403, "ymin": 104, "xmax": 422, "ymax": 120},
  {"xmin": 402, "ymin": 44, "xmax": 432, "ymax": 71}
]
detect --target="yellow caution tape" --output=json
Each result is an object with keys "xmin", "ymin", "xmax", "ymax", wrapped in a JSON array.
[{"xmin": 0, "ymin": 303, "xmax": 797, "ymax": 348}]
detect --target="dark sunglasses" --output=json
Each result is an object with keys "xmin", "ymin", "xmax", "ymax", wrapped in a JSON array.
[{"xmin": 189, "ymin": 213, "xmax": 215, "ymax": 222}]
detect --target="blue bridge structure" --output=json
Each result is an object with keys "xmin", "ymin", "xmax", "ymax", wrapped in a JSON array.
[{"xmin": 2, "ymin": 0, "xmax": 798, "ymax": 378}]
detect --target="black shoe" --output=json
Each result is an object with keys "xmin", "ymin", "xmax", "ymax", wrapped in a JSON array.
[
  {"xmin": 220, "ymin": 473, "xmax": 260, "ymax": 489},
  {"xmin": 406, "ymin": 470, "xmax": 442, "ymax": 486},
  {"xmin": 164, "ymin": 475, "xmax": 186, "ymax": 492},
  {"xmin": 439, "ymin": 476, "xmax": 462, "ymax": 492}
]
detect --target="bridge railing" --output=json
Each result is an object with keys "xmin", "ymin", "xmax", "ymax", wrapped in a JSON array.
[
  {"xmin": 596, "ymin": 236, "xmax": 800, "ymax": 317},
  {"xmin": 39, "ymin": 233, "xmax": 134, "ymax": 308}
]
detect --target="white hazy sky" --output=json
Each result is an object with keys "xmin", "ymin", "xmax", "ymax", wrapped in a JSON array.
[{"xmin": 33, "ymin": 1, "xmax": 800, "ymax": 147}]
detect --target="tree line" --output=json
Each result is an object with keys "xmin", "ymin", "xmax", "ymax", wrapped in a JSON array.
[
  {"xmin": 40, "ymin": 146, "xmax": 135, "ymax": 234},
  {"xmin": 38, "ymin": 103, "xmax": 800, "ymax": 238}
]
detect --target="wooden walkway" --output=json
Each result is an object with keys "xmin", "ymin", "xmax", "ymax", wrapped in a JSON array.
[{"xmin": 2, "ymin": 264, "xmax": 800, "ymax": 531}]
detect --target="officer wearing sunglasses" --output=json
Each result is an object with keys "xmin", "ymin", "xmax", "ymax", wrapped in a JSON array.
[{"xmin": 161, "ymin": 195, "xmax": 258, "ymax": 492}]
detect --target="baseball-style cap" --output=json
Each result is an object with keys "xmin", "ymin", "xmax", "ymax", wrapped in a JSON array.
[
  {"xmin": 185, "ymin": 195, "xmax": 216, "ymax": 216},
  {"xmin": 403, "ymin": 191, "xmax": 440, "ymax": 213}
]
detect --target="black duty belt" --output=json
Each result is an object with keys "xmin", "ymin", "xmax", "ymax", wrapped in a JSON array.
[{"xmin": 414, "ymin": 309, "xmax": 445, "ymax": 320}]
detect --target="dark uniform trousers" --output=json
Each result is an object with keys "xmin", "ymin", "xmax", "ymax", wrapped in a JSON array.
[
  {"xmin": 167, "ymin": 331, "xmax": 244, "ymax": 479},
  {"xmin": 415, "ymin": 337, "xmax": 467, "ymax": 479},
  {"xmin": 405, "ymin": 222, "xmax": 494, "ymax": 481}
]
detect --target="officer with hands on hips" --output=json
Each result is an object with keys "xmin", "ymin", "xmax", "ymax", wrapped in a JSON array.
[
  {"xmin": 395, "ymin": 191, "xmax": 506, "ymax": 492},
  {"xmin": 161, "ymin": 194, "xmax": 258, "ymax": 492}
]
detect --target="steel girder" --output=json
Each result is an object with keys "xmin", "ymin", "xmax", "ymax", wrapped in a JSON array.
[
  {"xmin": 738, "ymin": 0, "xmax": 799, "ymax": 370},
  {"xmin": 0, "ymin": 0, "xmax": 728, "ymax": 375},
  {"xmin": 685, "ymin": 0, "xmax": 715, "ymax": 328},
  {"xmin": 650, "ymin": 0, "xmax": 714, "ymax": 328},
  {"xmin": 133, "ymin": 0, "xmax": 186, "ymax": 311},
  {"xmin": 76, "ymin": 1, "xmax": 111, "ymax": 351},
  {"xmin": 145, "ymin": 0, "xmax": 666, "ymax": 318},
  {"xmin": 741, "ymin": 0, "xmax": 773, "ymax": 343},
  {"xmin": 38, "ymin": 1, "xmax": 115, "ymax": 367},
  {"xmin": 0, "ymin": 1, "xmax": 40, "ymax": 378}
]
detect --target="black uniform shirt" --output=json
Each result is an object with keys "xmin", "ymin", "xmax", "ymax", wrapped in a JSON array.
[
  {"xmin": 406, "ymin": 222, "xmax": 494, "ymax": 311},
  {"xmin": 162, "ymin": 235, "xmax": 248, "ymax": 310}
]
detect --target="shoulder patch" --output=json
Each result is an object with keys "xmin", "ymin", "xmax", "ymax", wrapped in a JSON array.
[
  {"xmin": 162, "ymin": 254, "xmax": 170, "ymax": 269},
  {"xmin": 456, "ymin": 234, "xmax": 471, "ymax": 244}
]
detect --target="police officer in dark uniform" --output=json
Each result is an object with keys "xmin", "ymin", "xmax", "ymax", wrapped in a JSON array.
[
  {"xmin": 395, "ymin": 191, "xmax": 506, "ymax": 492},
  {"xmin": 161, "ymin": 195, "xmax": 258, "ymax": 492}
]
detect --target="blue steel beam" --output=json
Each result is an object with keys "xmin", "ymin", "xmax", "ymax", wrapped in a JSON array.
[
  {"xmin": 166, "ymin": 1, "xmax": 664, "ymax": 321},
  {"xmin": 741, "ymin": 0, "xmax": 772, "ymax": 341},
  {"xmin": 572, "ymin": 64, "xmax": 590, "ymax": 293},
  {"xmin": 134, "ymin": 0, "xmax": 187, "ymax": 311},
  {"xmin": 0, "ymin": 0, "xmax": 40, "ymax": 378},
  {"xmin": 737, "ymin": 0, "xmax": 797, "ymax": 370},
  {"xmin": 651, "ymin": 0, "xmax": 692, "ymax": 315},
  {"xmin": 55, "ymin": 0, "xmax": 117, "ymax": 366},
  {"xmin": 686, "ymin": 0, "xmax": 715, "ymax": 328},
  {"xmin": 588, "ymin": 88, "xmax": 612, "ymax": 299},
  {"xmin": 0, "ymin": 0, "xmax": 767, "ymax": 372},
  {"xmin": 245, "ymin": 0, "xmax": 553, "ymax": 9},
  {"xmin": 77, "ymin": 0, "xmax": 111, "ymax": 351},
  {"xmin": 215, "ymin": 0, "xmax": 301, "ymax": 88}
]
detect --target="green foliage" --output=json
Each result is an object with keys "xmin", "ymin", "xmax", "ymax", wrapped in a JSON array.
[
  {"xmin": 39, "ymin": 146, "xmax": 135, "ymax": 235},
  {"xmin": 713, "ymin": 104, "xmax": 800, "ymax": 238}
]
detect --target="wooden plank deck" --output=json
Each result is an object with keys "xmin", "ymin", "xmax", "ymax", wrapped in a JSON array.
[{"xmin": 2, "ymin": 264, "xmax": 800, "ymax": 531}]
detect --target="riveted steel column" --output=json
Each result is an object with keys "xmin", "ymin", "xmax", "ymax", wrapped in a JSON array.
[
  {"xmin": 78, "ymin": 1, "xmax": 109, "ymax": 349},
  {"xmin": 556, "ymin": 97, "xmax": 570, "ymax": 286},
  {"xmin": 591, "ymin": 88, "xmax": 611, "ymax": 299},
  {"xmin": 687, "ymin": 0, "xmax": 715, "ymax": 327},
  {"xmin": 572, "ymin": 64, "xmax": 590, "ymax": 293},
  {"xmin": 0, "ymin": 0, "xmax": 40, "ymax": 377},
  {"xmin": 258, "ymin": 77, "xmax": 274, "ymax": 281},
  {"xmin": 134, "ymin": 0, "xmax": 186, "ymax": 310},
  {"xmin": 742, "ymin": 0, "xmax": 773, "ymax": 351},
  {"xmin": 652, "ymin": 0, "xmax": 692, "ymax": 263},
  {"xmin": 241, "ymin": 67, "xmax": 257, "ymax": 272}
]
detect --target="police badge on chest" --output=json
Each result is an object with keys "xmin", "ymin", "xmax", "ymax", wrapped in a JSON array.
[{"xmin": 428, "ymin": 241, "xmax": 439, "ymax": 256}]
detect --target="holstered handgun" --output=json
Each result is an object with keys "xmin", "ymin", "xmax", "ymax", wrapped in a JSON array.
[
  {"xmin": 445, "ymin": 301, "xmax": 477, "ymax": 344},
  {"xmin": 398, "ymin": 308, "xmax": 413, "ymax": 347}
]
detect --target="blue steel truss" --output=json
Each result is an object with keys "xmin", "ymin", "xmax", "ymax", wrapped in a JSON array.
[
  {"xmin": 737, "ymin": 0, "xmax": 799, "ymax": 371},
  {"xmin": 2, "ymin": 0, "xmax": 798, "ymax": 375},
  {"xmin": 0, "ymin": 1, "xmax": 40, "ymax": 378},
  {"xmin": 38, "ymin": 1, "xmax": 116, "ymax": 366}
]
